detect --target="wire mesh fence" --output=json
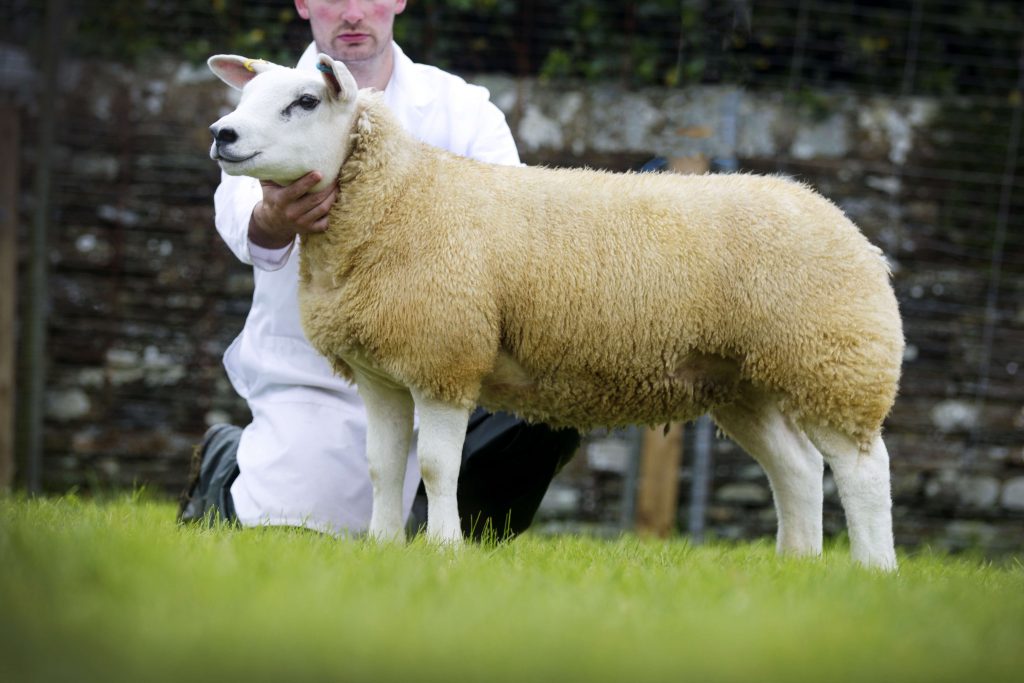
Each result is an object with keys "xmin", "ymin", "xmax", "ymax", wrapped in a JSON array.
[{"xmin": 2, "ymin": 0, "xmax": 1022, "ymax": 550}]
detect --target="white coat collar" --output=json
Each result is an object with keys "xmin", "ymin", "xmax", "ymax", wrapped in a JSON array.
[{"xmin": 295, "ymin": 41, "xmax": 432, "ymax": 110}]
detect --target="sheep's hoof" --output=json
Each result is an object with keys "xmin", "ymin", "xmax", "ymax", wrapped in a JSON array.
[
  {"xmin": 426, "ymin": 526, "xmax": 464, "ymax": 549},
  {"xmin": 854, "ymin": 551, "xmax": 899, "ymax": 573},
  {"xmin": 368, "ymin": 520, "xmax": 406, "ymax": 544}
]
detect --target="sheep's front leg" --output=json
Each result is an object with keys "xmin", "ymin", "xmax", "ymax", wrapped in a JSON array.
[
  {"xmin": 355, "ymin": 371, "xmax": 414, "ymax": 542},
  {"xmin": 411, "ymin": 389, "xmax": 471, "ymax": 545}
]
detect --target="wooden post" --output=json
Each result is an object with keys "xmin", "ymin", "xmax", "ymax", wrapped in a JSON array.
[
  {"xmin": 0, "ymin": 106, "xmax": 16, "ymax": 491},
  {"xmin": 635, "ymin": 423, "xmax": 685, "ymax": 537}
]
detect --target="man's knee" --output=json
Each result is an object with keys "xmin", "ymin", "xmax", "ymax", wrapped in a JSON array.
[{"xmin": 456, "ymin": 411, "xmax": 581, "ymax": 540}]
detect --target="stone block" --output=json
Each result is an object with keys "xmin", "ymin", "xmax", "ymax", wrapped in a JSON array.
[
  {"xmin": 46, "ymin": 388, "xmax": 91, "ymax": 422},
  {"xmin": 586, "ymin": 436, "xmax": 633, "ymax": 474},
  {"xmin": 957, "ymin": 475, "xmax": 1000, "ymax": 508},
  {"xmin": 931, "ymin": 400, "xmax": 980, "ymax": 433},
  {"xmin": 1001, "ymin": 478, "xmax": 1024, "ymax": 511}
]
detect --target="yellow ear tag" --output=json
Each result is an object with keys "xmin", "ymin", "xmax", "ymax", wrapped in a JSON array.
[{"xmin": 243, "ymin": 59, "xmax": 266, "ymax": 73}]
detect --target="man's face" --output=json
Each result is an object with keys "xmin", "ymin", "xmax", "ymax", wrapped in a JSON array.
[{"xmin": 295, "ymin": 0, "xmax": 407, "ymax": 63}]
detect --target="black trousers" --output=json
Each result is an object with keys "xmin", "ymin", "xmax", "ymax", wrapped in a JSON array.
[{"xmin": 179, "ymin": 409, "xmax": 580, "ymax": 541}]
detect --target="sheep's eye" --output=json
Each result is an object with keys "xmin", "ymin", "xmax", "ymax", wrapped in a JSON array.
[{"xmin": 296, "ymin": 94, "xmax": 320, "ymax": 111}]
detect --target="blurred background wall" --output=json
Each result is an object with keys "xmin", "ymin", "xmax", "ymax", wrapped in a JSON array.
[{"xmin": 2, "ymin": 0, "xmax": 1022, "ymax": 554}]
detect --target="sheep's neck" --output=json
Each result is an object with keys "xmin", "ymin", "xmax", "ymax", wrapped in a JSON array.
[{"xmin": 298, "ymin": 98, "xmax": 418, "ymax": 286}]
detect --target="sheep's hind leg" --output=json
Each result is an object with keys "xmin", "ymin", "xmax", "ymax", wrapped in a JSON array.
[
  {"xmin": 804, "ymin": 424, "xmax": 897, "ymax": 571},
  {"xmin": 711, "ymin": 395, "xmax": 825, "ymax": 558},
  {"xmin": 355, "ymin": 372, "xmax": 414, "ymax": 542},
  {"xmin": 412, "ymin": 389, "xmax": 471, "ymax": 545}
]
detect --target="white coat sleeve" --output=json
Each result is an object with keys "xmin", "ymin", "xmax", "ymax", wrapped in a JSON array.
[
  {"xmin": 464, "ymin": 91, "xmax": 521, "ymax": 167},
  {"xmin": 213, "ymin": 172, "xmax": 296, "ymax": 271}
]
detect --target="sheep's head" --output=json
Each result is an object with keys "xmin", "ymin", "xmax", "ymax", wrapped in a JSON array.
[{"xmin": 207, "ymin": 53, "xmax": 360, "ymax": 192}]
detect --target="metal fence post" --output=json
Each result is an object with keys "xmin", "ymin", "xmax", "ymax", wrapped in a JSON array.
[{"xmin": 16, "ymin": 0, "xmax": 65, "ymax": 493}]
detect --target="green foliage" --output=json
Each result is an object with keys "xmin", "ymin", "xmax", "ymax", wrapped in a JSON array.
[
  {"xmin": 2, "ymin": 495, "xmax": 1024, "ymax": 683},
  {"xmin": 784, "ymin": 86, "xmax": 837, "ymax": 122},
  {"xmin": 42, "ymin": 0, "xmax": 1023, "ymax": 95},
  {"xmin": 70, "ymin": 0, "xmax": 308, "ymax": 65},
  {"xmin": 395, "ymin": 0, "xmax": 1024, "ymax": 94}
]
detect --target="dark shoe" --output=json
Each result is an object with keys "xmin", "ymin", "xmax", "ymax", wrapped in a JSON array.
[{"xmin": 177, "ymin": 424, "xmax": 242, "ymax": 525}]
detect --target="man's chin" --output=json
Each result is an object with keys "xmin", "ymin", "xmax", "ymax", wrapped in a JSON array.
[{"xmin": 328, "ymin": 39, "xmax": 384, "ymax": 64}]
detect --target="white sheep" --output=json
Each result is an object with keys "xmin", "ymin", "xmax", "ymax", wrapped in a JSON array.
[{"xmin": 207, "ymin": 54, "xmax": 905, "ymax": 570}]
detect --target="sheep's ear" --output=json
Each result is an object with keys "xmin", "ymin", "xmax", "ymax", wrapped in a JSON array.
[
  {"xmin": 208, "ymin": 55, "xmax": 280, "ymax": 90},
  {"xmin": 317, "ymin": 53, "xmax": 358, "ymax": 101}
]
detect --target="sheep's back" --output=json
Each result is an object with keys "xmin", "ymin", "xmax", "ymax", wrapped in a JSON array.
[{"xmin": 464, "ymin": 167, "xmax": 903, "ymax": 440}]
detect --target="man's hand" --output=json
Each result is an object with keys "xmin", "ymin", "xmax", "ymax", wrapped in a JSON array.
[{"xmin": 248, "ymin": 171, "xmax": 338, "ymax": 249}]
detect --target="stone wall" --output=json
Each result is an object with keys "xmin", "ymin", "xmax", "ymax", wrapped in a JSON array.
[{"xmin": 13, "ymin": 57, "xmax": 1023, "ymax": 554}]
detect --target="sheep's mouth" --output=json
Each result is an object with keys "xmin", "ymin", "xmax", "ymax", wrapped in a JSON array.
[{"xmin": 213, "ymin": 150, "xmax": 261, "ymax": 164}]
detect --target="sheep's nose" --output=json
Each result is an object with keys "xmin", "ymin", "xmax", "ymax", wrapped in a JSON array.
[{"xmin": 211, "ymin": 126, "xmax": 238, "ymax": 144}]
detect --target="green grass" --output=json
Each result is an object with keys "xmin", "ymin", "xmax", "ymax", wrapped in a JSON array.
[{"xmin": 2, "ymin": 494, "xmax": 1022, "ymax": 683}]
